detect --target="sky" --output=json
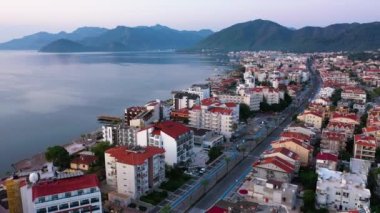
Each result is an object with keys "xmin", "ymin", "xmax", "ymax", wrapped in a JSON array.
[{"xmin": 0, "ymin": 0, "xmax": 379, "ymax": 42}]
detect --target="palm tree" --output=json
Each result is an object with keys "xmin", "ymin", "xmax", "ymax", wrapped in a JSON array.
[
  {"xmin": 201, "ymin": 178, "xmax": 209, "ymax": 193},
  {"xmin": 224, "ymin": 156, "xmax": 231, "ymax": 172}
]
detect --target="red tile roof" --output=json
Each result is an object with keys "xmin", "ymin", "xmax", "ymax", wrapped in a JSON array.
[
  {"xmin": 224, "ymin": 102, "xmax": 237, "ymax": 108},
  {"xmin": 272, "ymin": 138, "xmax": 313, "ymax": 151},
  {"xmin": 201, "ymin": 97, "xmax": 220, "ymax": 106},
  {"xmin": 322, "ymin": 130, "xmax": 346, "ymax": 141},
  {"xmin": 208, "ymin": 107, "xmax": 233, "ymax": 115},
  {"xmin": 206, "ymin": 206, "xmax": 227, "ymax": 213},
  {"xmin": 316, "ymin": 152, "xmax": 338, "ymax": 162},
  {"xmin": 263, "ymin": 147, "xmax": 300, "ymax": 161},
  {"xmin": 253, "ymin": 156, "xmax": 295, "ymax": 173},
  {"xmin": 106, "ymin": 146, "xmax": 165, "ymax": 165},
  {"xmin": 32, "ymin": 174, "xmax": 99, "ymax": 201},
  {"xmin": 331, "ymin": 112, "xmax": 359, "ymax": 123},
  {"xmin": 354, "ymin": 134, "xmax": 377, "ymax": 147},
  {"xmin": 281, "ymin": 131, "xmax": 311, "ymax": 142},
  {"xmin": 71, "ymin": 155, "xmax": 97, "ymax": 166},
  {"xmin": 153, "ymin": 121, "xmax": 191, "ymax": 139}
]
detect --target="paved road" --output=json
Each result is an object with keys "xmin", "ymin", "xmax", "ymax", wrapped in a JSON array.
[{"xmin": 190, "ymin": 58, "xmax": 321, "ymax": 212}]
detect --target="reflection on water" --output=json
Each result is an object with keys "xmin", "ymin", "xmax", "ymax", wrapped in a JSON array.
[{"xmin": 0, "ymin": 51, "xmax": 225, "ymax": 174}]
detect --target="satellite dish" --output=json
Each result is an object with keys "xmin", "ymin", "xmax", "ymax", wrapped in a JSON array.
[{"xmin": 29, "ymin": 172, "xmax": 40, "ymax": 184}]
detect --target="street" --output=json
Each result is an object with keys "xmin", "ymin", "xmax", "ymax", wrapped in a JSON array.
[{"xmin": 189, "ymin": 58, "xmax": 321, "ymax": 212}]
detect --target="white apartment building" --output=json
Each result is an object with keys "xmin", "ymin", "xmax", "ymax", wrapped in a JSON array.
[
  {"xmin": 21, "ymin": 174, "xmax": 102, "ymax": 213},
  {"xmin": 105, "ymin": 146, "xmax": 165, "ymax": 199},
  {"xmin": 319, "ymin": 87, "xmax": 335, "ymax": 98},
  {"xmin": 186, "ymin": 83, "xmax": 210, "ymax": 100},
  {"xmin": 217, "ymin": 94, "xmax": 261, "ymax": 111},
  {"xmin": 189, "ymin": 98, "xmax": 239, "ymax": 138},
  {"xmin": 316, "ymin": 168, "xmax": 371, "ymax": 211},
  {"xmin": 341, "ymin": 87, "xmax": 367, "ymax": 103},
  {"xmin": 137, "ymin": 121, "xmax": 194, "ymax": 166},
  {"xmin": 172, "ymin": 91, "xmax": 200, "ymax": 110}
]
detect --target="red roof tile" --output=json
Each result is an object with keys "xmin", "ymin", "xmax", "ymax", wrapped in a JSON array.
[
  {"xmin": 209, "ymin": 107, "xmax": 233, "ymax": 115},
  {"xmin": 71, "ymin": 155, "xmax": 97, "ymax": 166},
  {"xmin": 316, "ymin": 152, "xmax": 338, "ymax": 162},
  {"xmin": 153, "ymin": 121, "xmax": 191, "ymax": 139},
  {"xmin": 32, "ymin": 174, "xmax": 99, "ymax": 201},
  {"xmin": 253, "ymin": 156, "xmax": 295, "ymax": 173},
  {"xmin": 263, "ymin": 147, "xmax": 300, "ymax": 161},
  {"xmin": 272, "ymin": 138, "xmax": 313, "ymax": 151},
  {"xmin": 106, "ymin": 146, "xmax": 165, "ymax": 165},
  {"xmin": 281, "ymin": 131, "xmax": 311, "ymax": 142},
  {"xmin": 206, "ymin": 206, "xmax": 227, "ymax": 213}
]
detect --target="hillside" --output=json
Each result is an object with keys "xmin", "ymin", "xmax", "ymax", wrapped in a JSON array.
[{"xmin": 195, "ymin": 19, "xmax": 380, "ymax": 52}]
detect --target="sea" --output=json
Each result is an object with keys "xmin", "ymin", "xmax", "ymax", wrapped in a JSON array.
[{"xmin": 0, "ymin": 51, "xmax": 228, "ymax": 176}]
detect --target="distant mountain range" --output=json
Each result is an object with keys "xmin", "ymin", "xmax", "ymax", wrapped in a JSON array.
[
  {"xmin": 195, "ymin": 19, "xmax": 380, "ymax": 52},
  {"xmin": 0, "ymin": 25, "xmax": 213, "ymax": 52},
  {"xmin": 0, "ymin": 20, "xmax": 379, "ymax": 53}
]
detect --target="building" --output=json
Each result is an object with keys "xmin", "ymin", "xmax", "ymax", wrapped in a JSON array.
[
  {"xmin": 285, "ymin": 124, "xmax": 317, "ymax": 138},
  {"xmin": 239, "ymin": 177, "xmax": 299, "ymax": 209},
  {"xmin": 97, "ymin": 116, "xmax": 122, "ymax": 144},
  {"xmin": 354, "ymin": 134, "xmax": 377, "ymax": 162},
  {"xmin": 172, "ymin": 91, "xmax": 199, "ymax": 110},
  {"xmin": 319, "ymin": 87, "xmax": 335, "ymax": 98},
  {"xmin": 21, "ymin": 174, "xmax": 102, "ymax": 213},
  {"xmin": 297, "ymin": 111, "xmax": 324, "ymax": 129},
  {"xmin": 137, "ymin": 121, "xmax": 194, "ymax": 166},
  {"xmin": 252, "ymin": 156, "xmax": 296, "ymax": 182},
  {"xmin": 262, "ymin": 147, "xmax": 301, "ymax": 172},
  {"xmin": 189, "ymin": 97, "xmax": 239, "ymax": 138},
  {"xmin": 280, "ymin": 131, "xmax": 311, "ymax": 144},
  {"xmin": 330, "ymin": 112, "xmax": 360, "ymax": 125},
  {"xmin": 320, "ymin": 130, "xmax": 347, "ymax": 154},
  {"xmin": 341, "ymin": 87, "xmax": 367, "ymax": 103},
  {"xmin": 70, "ymin": 153, "xmax": 97, "ymax": 171},
  {"xmin": 316, "ymin": 168, "xmax": 370, "ymax": 211},
  {"xmin": 105, "ymin": 146, "xmax": 165, "ymax": 199},
  {"xmin": 326, "ymin": 121, "xmax": 355, "ymax": 139},
  {"xmin": 316, "ymin": 152, "xmax": 338, "ymax": 171},
  {"xmin": 186, "ymin": 84, "xmax": 210, "ymax": 100},
  {"xmin": 271, "ymin": 138, "xmax": 313, "ymax": 166}
]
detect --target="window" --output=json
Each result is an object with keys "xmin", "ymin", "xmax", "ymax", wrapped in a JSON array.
[
  {"xmin": 70, "ymin": 201, "xmax": 79, "ymax": 208},
  {"xmin": 81, "ymin": 199, "xmax": 90, "ymax": 205},
  {"xmin": 65, "ymin": 192, "xmax": 71, "ymax": 198},
  {"xmin": 91, "ymin": 205, "xmax": 100, "ymax": 211},
  {"xmin": 48, "ymin": 206, "xmax": 58, "ymax": 212},
  {"xmin": 37, "ymin": 208, "xmax": 47, "ymax": 213},
  {"xmin": 336, "ymin": 192, "xmax": 341, "ymax": 195},
  {"xmin": 90, "ymin": 187, "xmax": 96, "ymax": 193},
  {"xmin": 343, "ymin": 192, "xmax": 349, "ymax": 198},
  {"xmin": 52, "ymin": 195, "xmax": 58, "ymax": 200},
  {"xmin": 59, "ymin": 203, "xmax": 69, "ymax": 210},
  {"xmin": 38, "ymin": 197, "xmax": 45, "ymax": 203},
  {"xmin": 91, "ymin": 197, "xmax": 100, "ymax": 203},
  {"xmin": 78, "ymin": 190, "xmax": 84, "ymax": 195}
]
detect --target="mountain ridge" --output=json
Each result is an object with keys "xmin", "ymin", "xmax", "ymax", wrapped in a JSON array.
[{"xmin": 195, "ymin": 19, "xmax": 380, "ymax": 52}]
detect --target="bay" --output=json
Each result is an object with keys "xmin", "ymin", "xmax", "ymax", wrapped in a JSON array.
[{"xmin": 0, "ymin": 51, "xmax": 226, "ymax": 175}]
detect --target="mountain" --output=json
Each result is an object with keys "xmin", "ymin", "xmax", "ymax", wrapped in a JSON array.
[
  {"xmin": 39, "ymin": 39, "xmax": 94, "ymax": 52},
  {"xmin": 195, "ymin": 19, "xmax": 380, "ymax": 52},
  {"xmin": 0, "ymin": 27, "xmax": 107, "ymax": 50},
  {"xmin": 39, "ymin": 25, "xmax": 213, "ymax": 52}
]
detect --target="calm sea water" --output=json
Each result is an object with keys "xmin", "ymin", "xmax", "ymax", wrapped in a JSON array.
[{"xmin": 0, "ymin": 51, "xmax": 226, "ymax": 175}]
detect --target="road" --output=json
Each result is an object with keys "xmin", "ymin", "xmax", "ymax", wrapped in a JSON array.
[{"xmin": 189, "ymin": 58, "xmax": 321, "ymax": 212}]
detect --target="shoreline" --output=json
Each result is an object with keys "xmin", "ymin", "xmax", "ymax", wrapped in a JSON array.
[{"xmin": 2, "ymin": 53, "xmax": 233, "ymax": 178}]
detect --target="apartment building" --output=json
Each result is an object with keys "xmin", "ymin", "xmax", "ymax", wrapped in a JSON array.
[
  {"xmin": 316, "ymin": 168, "xmax": 370, "ymax": 211},
  {"xmin": 271, "ymin": 138, "xmax": 313, "ymax": 166},
  {"xmin": 189, "ymin": 97, "xmax": 239, "ymax": 138},
  {"xmin": 172, "ymin": 91, "xmax": 200, "ymax": 110},
  {"xmin": 21, "ymin": 174, "xmax": 102, "ymax": 213},
  {"xmin": 137, "ymin": 121, "xmax": 194, "ymax": 166},
  {"xmin": 341, "ymin": 87, "xmax": 367, "ymax": 103},
  {"xmin": 320, "ymin": 130, "xmax": 347, "ymax": 154},
  {"xmin": 105, "ymin": 146, "xmax": 165, "ymax": 199},
  {"xmin": 262, "ymin": 147, "xmax": 301, "ymax": 173},
  {"xmin": 316, "ymin": 152, "xmax": 338, "ymax": 171},
  {"xmin": 186, "ymin": 83, "xmax": 210, "ymax": 100},
  {"xmin": 354, "ymin": 134, "xmax": 377, "ymax": 162},
  {"xmin": 252, "ymin": 156, "xmax": 296, "ymax": 182},
  {"xmin": 297, "ymin": 111, "xmax": 324, "ymax": 129}
]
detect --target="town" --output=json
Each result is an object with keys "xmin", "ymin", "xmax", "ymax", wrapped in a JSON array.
[{"xmin": 1, "ymin": 50, "xmax": 380, "ymax": 213}]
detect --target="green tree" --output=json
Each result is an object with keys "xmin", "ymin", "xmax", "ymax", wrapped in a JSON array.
[
  {"xmin": 302, "ymin": 190, "xmax": 316, "ymax": 212},
  {"xmin": 339, "ymin": 150, "xmax": 351, "ymax": 161},
  {"xmin": 299, "ymin": 168, "xmax": 318, "ymax": 190},
  {"xmin": 208, "ymin": 147, "xmax": 223, "ymax": 163},
  {"xmin": 239, "ymin": 103, "xmax": 251, "ymax": 122},
  {"xmin": 331, "ymin": 89, "xmax": 342, "ymax": 106},
  {"xmin": 201, "ymin": 179, "xmax": 209, "ymax": 192},
  {"xmin": 91, "ymin": 141, "xmax": 113, "ymax": 165},
  {"xmin": 45, "ymin": 146, "xmax": 70, "ymax": 170},
  {"xmin": 160, "ymin": 205, "xmax": 171, "ymax": 213},
  {"xmin": 375, "ymin": 148, "xmax": 380, "ymax": 164}
]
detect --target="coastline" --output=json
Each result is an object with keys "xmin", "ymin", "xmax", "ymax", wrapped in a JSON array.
[{"xmin": 2, "ymin": 52, "xmax": 232, "ymax": 178}]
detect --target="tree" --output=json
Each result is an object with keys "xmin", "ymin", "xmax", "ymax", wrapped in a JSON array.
[
  {"xmin": 299, "ymin": 168, "xmax": 318, "ymax": 190},
  {"xmin": 208, "ymin": 147, "xmax": 223, "ymax": 163},
  {"xmin": 331, "ymin": 89, "xmax": 342, "ymax": 106},
  {"xmin": 160, "ymin": 205, "xmax": 171, "ymax": 213},
  {"xmin": 302, "ymin": 190, "xmax": 316, "ymax": 211},
  {"xmin": 239, "ymin": 103, "xmax": 252, "ymax": 122},
  {"xmin": 224, "ymin": 156, "xmax": 231, "ymax": 172},
  {"xmin": 201, "ymin": 178, "xmax": 209, "ymax": 192},
  {"xmin": 45, "ymin": 146, "xmax": 70, "ymax": 170},
  {"xmin": 91, "ymin": 141, "xmax": 113, "ymax": 165},
  {"xmin": 376, "ymin": 148, "xmax": 380, "ymax": 164},
  {"xmin": 339, "ymin": 150, "xmax": 351, "ymax": 161}
]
